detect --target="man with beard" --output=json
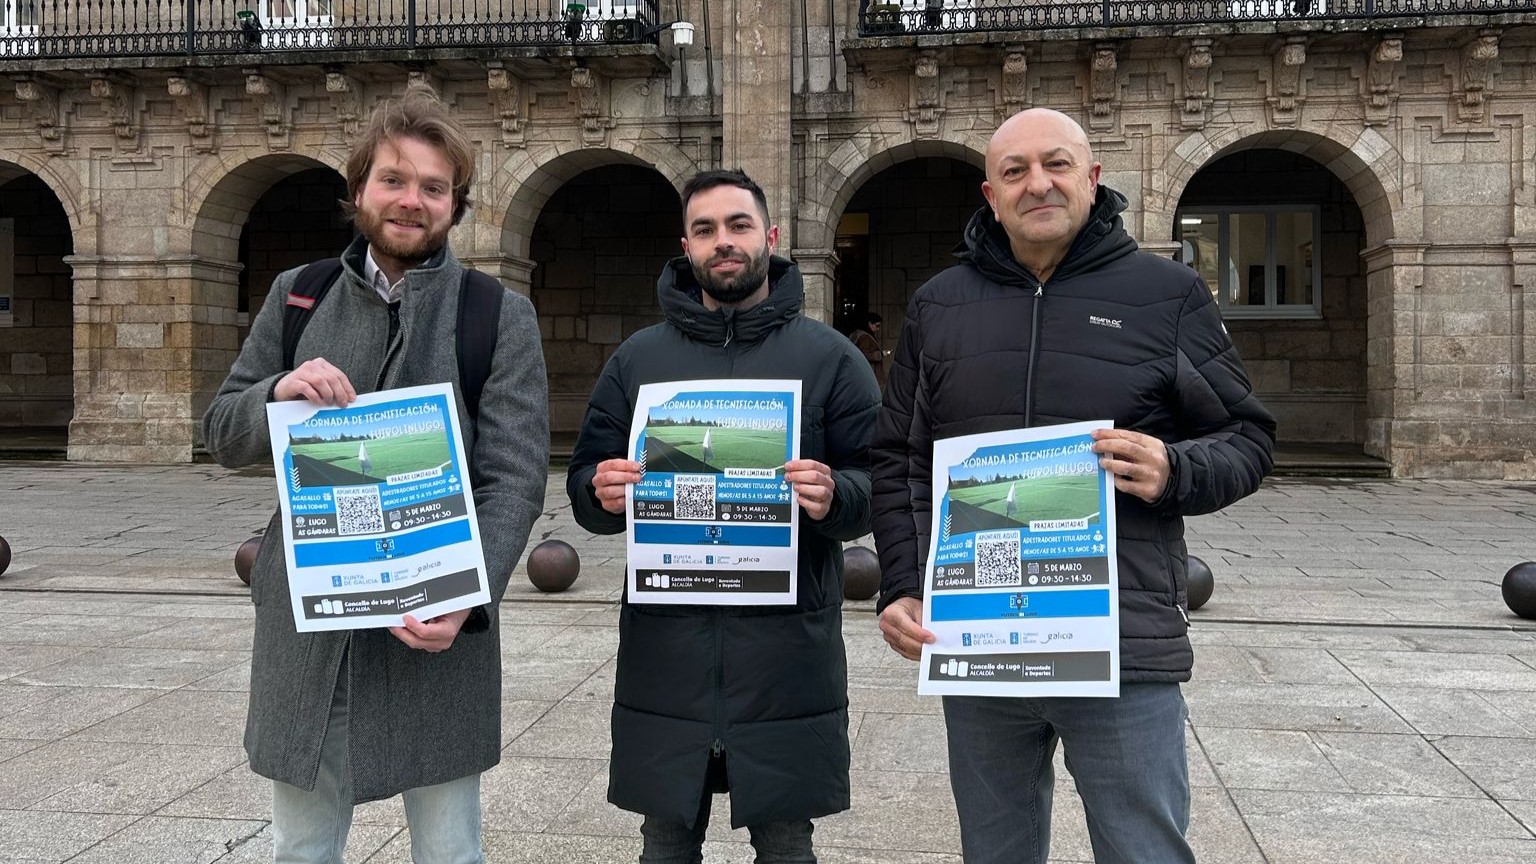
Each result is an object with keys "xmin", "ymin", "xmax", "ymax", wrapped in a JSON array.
[
  {"xmin": 202, "ymin": 83, "xmax": 548, "ymax": 863},
  {"xmin": 566, "ymin": 169, "xmax": 881, "ymax": 863},
  {"xmin": 872, "ymin": 108, "xmax": 1273, "ymax": 863}
]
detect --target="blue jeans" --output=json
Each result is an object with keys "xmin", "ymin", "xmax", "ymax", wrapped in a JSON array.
[
  {"xmin": 272, "ymin": 673, "xmax": 484, "ymax": 864},
  {"xmin": 942, "ymin": 683, "xmax": 1195, "ymax": 864},
  {"xmin": 638, "ymin": 773, "xmax": 816, "ymax": 864}
]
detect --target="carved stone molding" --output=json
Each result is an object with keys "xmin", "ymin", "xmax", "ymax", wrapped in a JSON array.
[
  {"xmin": 89, "ymin": 73, "xmax": 139, "ymax": 144},
  {"xmin": 166, "ymin": 75, "xmax": 215, "ymax": 153},
  {"xmin": 1269, "ymin": 36, "xmax": 1307, "ymax": 127},
  {"xmin": 1000, "ymin": 50, "xmax": 1028, "ymax": 120},
  {"xmin": 243, "ymin": 67, "xmax": 289, "ymax": 150},
  {"xmin": 1089, "ymin": 43, "xmax": 1118, "ymax": 132},
  {"xmin": 486, "ymin": 61, "xmax": 526, "ymax": 149},
  {"xmin": 570, "ymin": 66, "xmax": 609, "ymax": 147},
  {"xmin": 325, "ymin": 69, "xmax": 363, "ymax": 137},
  {"xmin": 14, "ymin": 77, "xmax": 65, "ymax": 154},
  {"xmin": 909, "ymin": 51, "xmax": 942, "ymax": 138},
  {"xmin": 1365, "ymin": 35, "xmax": 1403, "ymax": 127},
  {"xmin": 1459, "ymin": 29, "xmax": 1499, "ymax": 123},
  {"xmin": 1181, "ymin": 39, "xmax": 1213, "ymax": 130}
]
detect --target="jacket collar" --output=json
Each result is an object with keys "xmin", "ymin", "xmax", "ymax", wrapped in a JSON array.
[{"xmin": 657, "ymin": 254, "xmax": 803, "ymax": 347}]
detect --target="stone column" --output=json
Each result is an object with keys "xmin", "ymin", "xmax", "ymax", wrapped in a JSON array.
[
  {"xmin": 66, "ymin": 255, "xmax": 242, "ymax": 463},
  {"xmin": 723, "ymin": 0, "xmax": 795, "ymax": 249},
  {"xmin": 793, "ymin": 248, "xmax": 838, "ymax": 324},
  {"xmin": 1361, "ymin": 241, "xmax": 1421, "ymax": 476},
  {"xmin": 458, "ymin": 252, "xmax": 536, "ymax": 298}
]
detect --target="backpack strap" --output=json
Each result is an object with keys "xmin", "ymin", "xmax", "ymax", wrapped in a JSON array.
[
  {"xmin": 281, "ymin": 258, "xmax": 345, "ymax": 371},
  {"xmin": 457, "ymin": 268, "xmax": 505, "ymax": 423}
]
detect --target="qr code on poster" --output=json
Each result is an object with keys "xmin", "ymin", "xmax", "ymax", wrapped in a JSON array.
[
  {"xmin": 334, "ymin": 485, "xmax": 385, "ymax": 536},
  {"xmin": 974, "ymin": 530, "xmax": 1022, "ymax": 587},
  {"xmin": 674, "ymin": 474, "xmax": 717, "ymax": 521}
]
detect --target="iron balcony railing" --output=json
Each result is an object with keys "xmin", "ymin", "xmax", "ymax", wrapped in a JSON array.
[
  {"xmin": 0, "ymin": 1, "xmax": 662, "ymax": 59},
  {"xmin": 856, "ymin": 0, "xmax": 1536, "ymax": 33}
]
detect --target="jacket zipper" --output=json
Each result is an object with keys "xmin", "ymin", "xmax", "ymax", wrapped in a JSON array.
[
  {"xmin": 710, "ymin": 610, "xmax": 725, "ymax": 759},
  {"xmin": 1023, "ymin": 283, "xmax": 1044, "ymax": 426}
]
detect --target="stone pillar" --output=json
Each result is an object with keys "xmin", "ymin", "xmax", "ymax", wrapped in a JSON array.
[
  {"xmin": 1361, "ymin": 241, "xmax": 1420, "ymax": 476},
  {"xmin": 793, "ymin": 248, "xmax": 838, "ymax": 324},
  {"xmin": 723, "ymin": 0, "xmax": 794, "ymax": 248},
  {"xmin": 66, "ymin": 255, "xmax": 242, "ymax": 463},
  {"xmin": 459, "ymin": 252, "xmax": 536, "ymax": 298}
]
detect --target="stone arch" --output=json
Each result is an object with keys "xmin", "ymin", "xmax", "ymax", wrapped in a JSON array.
[
  {"xmin": 799, "ymin": 121, "xmax": 989, "ymax": 253},
  {"xmin": 0, "ymin": 153, "xmax": 89, "ymax": 253},
  {"xmin": 0, "ymin": 158, "xmax": 79, "ymax": 434},
  {"xmin": 490, "ymin": 137, "xmax": 697, "ymax": 259},
  {"xmin": 1153, "ymin": 123, "xmax": 1405, "ymax": 250},
  {"xmin": 188, "ymin": 150, "xmax": 347, "ymax": 263}
]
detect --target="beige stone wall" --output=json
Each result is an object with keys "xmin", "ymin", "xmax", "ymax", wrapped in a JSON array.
[
  {"xmin": 0, "ymin": 173, "xmax": 72, "ymax": 427},
  {"xmin": 0, "ymin": 9, "xmax": 1532, "ymax": 475}
]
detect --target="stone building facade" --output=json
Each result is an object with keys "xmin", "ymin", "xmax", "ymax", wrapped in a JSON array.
[{"xmin": 0, "ymin": 1, "xmax": 1532, "ymax": 477}]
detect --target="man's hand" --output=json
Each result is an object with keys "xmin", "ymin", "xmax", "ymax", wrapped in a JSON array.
[
  {"xmin": 878, "ymin": 597, "xmax": 935, "ymax": 662},
  {"xmin": 389, "ymin": 608, "xmax": 472, "ymax": 652},
  {"xmin": 274, "ymin": 358, "xmax": 357, "ymax": 406},
  {"xmin": 784, "ymin": 459, "xmax": 836, "ymax": 521},
  {"xmin": 1091, "ymin": 428, "xmax": 1170, "ymax": 504},
  {"xmin": 592, "ymin": 458, "xmax": 642, "ymax": 515}
]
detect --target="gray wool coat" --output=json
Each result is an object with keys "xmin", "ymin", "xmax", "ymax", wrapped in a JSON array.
[{"xmin": 202, "ymin": 236, "xmax": 549, "ymax": 802}]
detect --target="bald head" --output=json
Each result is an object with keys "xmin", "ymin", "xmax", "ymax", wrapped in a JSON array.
[
  {"xmin": 986, "ymin": 109, "xmax": 1093, "ymax": 177},
  {"xmin": 980, "ymin": 109, "xmax": 1102, "ymax": 280}
]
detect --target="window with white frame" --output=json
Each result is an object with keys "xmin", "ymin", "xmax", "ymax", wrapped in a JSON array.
[
  {"xmin": 259, "ymin": 0, "xmax": 333, "ymax": 48},
  {"xmin": 896, "ymin": 0, "xmax": 977, "ymax": 30},
  {"xmin": 1175, "ymin": 205, "xmax": 1322, "ymax": 319},
  {"xmin": 0, "ymin": 0, "xmax": 39, "ymax": 57}
]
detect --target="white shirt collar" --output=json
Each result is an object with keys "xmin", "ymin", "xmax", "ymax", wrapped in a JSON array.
[{"xmin": 362, "ymin": 247, "xmax": 405, "ymax": 303}]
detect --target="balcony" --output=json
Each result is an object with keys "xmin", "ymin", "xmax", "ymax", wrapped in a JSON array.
[
  {"xmin": 855, "ymin": 0, "xmax": 1536, "ymax": 34},
  {"xmin": 0, "ymin": 0, "xmax": 662, "ymax": 61}
]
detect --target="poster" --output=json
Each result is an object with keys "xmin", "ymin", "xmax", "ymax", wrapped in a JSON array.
[
  {"xmin": 264, "ymin": 382, "xmax": 491, "ymax": 632},
  {"xmin": 918, "ymin": 421, "xmax": 1120, "ymax": 697},
  {"xmin": 625, "ymin": 379, "xmax": 802, "ymax": 605}
]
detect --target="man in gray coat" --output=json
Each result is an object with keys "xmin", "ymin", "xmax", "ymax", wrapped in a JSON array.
[{"xmin": 202, "ymin": 84, "xmax": 548, "ymax": 863}]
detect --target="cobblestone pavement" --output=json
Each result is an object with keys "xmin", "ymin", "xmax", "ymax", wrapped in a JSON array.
[{"xmin": 0, "ymin": 462, "xmax": 1534, "ymax": 862}]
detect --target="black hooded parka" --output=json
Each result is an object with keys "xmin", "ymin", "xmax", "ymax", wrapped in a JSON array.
[{"xmin": 567, "ymin": 255, "xmax": 881, "ymax": 827}]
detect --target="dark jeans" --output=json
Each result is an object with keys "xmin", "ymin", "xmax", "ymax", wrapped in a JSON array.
[
  {"xmin": 942, "ymin": 683, "xmax": 1196, "ymax": 864},
  {"xmin": 637, "ymin": 757, "xmax": 816, "ymax": 864}
]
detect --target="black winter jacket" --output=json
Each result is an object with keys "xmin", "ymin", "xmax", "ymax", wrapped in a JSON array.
[
  {"xmin": 870, "ymin": 186, "xmax": 1275, "ymax": 682},
  {"xmin": 566, "ymin": 255, "xmax": 881, "ymax": 826}
]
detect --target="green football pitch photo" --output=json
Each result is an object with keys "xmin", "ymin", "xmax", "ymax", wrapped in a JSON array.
[
  {"xmin": 947, "ymin": 473, "xmax": 1101, "ymax": 533},
  {"xmin": 643, "ymin": 425, "xmax": 787, "ymax": 474},
  {"xmin": 289, "ymin": 432, "xmax": 451, "ymax": 485}
]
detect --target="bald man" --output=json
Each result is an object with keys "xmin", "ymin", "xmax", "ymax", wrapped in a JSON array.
[{"xmin": 869, "ymin": 109, "xmax": 1275, "ymax": 863}]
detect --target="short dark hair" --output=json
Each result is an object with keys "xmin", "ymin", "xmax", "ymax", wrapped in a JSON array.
[
  {"xmin": 680, "ymin": 168, "xmax": 771, "ymax": 226},
  {"xmin": 866, "ymin": 312, "xmax": 883, "ymax": 326}
]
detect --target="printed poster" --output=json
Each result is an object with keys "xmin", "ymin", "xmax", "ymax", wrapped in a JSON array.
[
  {"xmin": 626, "ymin": 379, "xmax": 802, "ymax": 605},
  {"xmin": 919, "ymin": 420, "xmax": 1120, "ymax": 697},
  {"xmin": 264, "ymin": 382, "xmax": 491, "ymax": 632}
]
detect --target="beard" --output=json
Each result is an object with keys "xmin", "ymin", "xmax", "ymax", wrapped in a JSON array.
[
  {"xmin": 354, "ymin": 206, "xmax": 450, "ymax": 268},
  {"xmin": 690, "ymin": 246, "xmax": 771, "ymax": 306}
]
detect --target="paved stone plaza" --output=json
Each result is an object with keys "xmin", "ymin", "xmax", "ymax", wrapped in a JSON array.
[{"xmin": 0, "ymin": 462, "xmax": 1534, "ymax": 862}]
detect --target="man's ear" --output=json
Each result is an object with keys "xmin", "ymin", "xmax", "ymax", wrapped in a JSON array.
[{"xmin": 766, "ymin": 224, "xmax": 780, "ymax": 253}]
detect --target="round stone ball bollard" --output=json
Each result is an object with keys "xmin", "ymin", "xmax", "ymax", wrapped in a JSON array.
[
  {"xmin": 234, "ymin": 536, "xmax": 262, "ymax": 586},
  {"xmin": 0, "ymin": 534, "xmax": 11, "ymax": 577},
  {"xmin": 1186, "ymin": 555, "xmax": 1215, "ymax": 612},
  {"xmin": 1501, "ymin": 562, "xmax": 1536, "ymax": 620},
  {"xmin": 843, "ymin": 545, "xmax": 881, "ymax": 602},
  {"xmin": 528, "ymin": 539, "xmax": 581, "ymax": 593}
]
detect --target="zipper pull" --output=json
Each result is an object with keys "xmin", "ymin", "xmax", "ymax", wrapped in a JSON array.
[
  {"xmin": 710, "ymin": 739, "xmax": 724, "ymax": 757},
  {"xmin": 722, "ymin": 327, "xmax": 733, "ymax": 348},
  {"xmin": 1035, "ymin": 284, "xmax": 1044, "ymax": 297}
]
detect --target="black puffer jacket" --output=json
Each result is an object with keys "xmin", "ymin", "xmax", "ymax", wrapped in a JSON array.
[
  {"xmin": 871, "ymin": 186, "xmax": 1275, "ymax": 682},
  {"xmin": 567, "ymin": 255, "xmax": 881, "ymax": 827}
]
